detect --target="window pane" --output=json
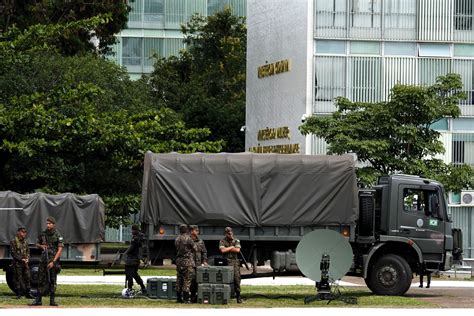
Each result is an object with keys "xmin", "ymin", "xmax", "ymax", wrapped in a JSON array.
[
  {"xmin": 384, "ymin": 42, "xmax": 416, "ymax": 55},
  {"xmin": 419, "ymin": 58, "xmax": 451, "ymax": 85},
  {"xmin": 144, "ymin": 0, "xmax": 164, "ymax": 22},
  {"xmin": 454, "ymin": 0, "xmax": 473, "ymax": 30},
  {"xmin": 350, "ymin": 41, "xmax": 380, "ymax": 54},
  {"xmin": 351, "ymin": 0, "xmax": 382, "ymax": 28},
  {"xmin": 315, "ymin": 56, "xmax": 346, "ymax": 101},
  {"xmin": 430, "ymin": 118, "xmax": 448, "ymax": 131},
  {"xmin": 315, "ymin": 40, "xmax": 346, "ymax": 54},
  {"xmin": 122, "ymin": 37, "xmax": 142, "ymax": 66},
  {"xmin": 419, "ymin": 43, "xmax": 451, "ymax": 57},
  {"xmin": 384, "ymin": 0, "xmax": 416, "ymax": 29},
  {"xmin": 144, "ymin": 38, "xmax": 163, "ymax": 67},
  {"xmin": 315, "ymin": 0, "xmax": 347, "ymax": 28},
  {"xmin": 454, "ymin": 44, "xmax": 474, "ymax": 57},
  {"xmin": 351, "ymin": 57, "xmax": 381, "ymax": 102}
]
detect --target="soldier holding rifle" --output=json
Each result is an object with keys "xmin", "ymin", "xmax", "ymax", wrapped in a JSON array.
[
  {"xmin": 10, "ymin": 226, "xmax": 32, "ymax": 299},
  {"xmin": 30, "ymin": 216, "xmax": 63, "ymax": 306}
]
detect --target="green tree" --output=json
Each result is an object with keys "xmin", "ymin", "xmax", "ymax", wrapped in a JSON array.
[
  {"xmin": 148, "ymin": 8, "xmax": 246, "ymax": 152},
  {"xmin": 300, "ymin": 74, "xmax": 474, "ymax": 192},
  {"xmin": 0, "ymin": 22, "xmax": 223, "ymax": 227},
  {"xmin": 0, "ymin": 0, "xmax": 130, "ymax": 55}
]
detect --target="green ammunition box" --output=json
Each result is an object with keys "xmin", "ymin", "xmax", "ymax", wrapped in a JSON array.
[
  {"xmin": 197, "ymin": 283, "xmax": 212, "ymax": 304},
  {"xmin": 146, "ymin": 277, "xmax": 177, "ymax": 299},
  {"xmin": 197, "ymin": 283, "xmax": 231, "ymax": 304},
  {"xmin": 196, "ymin": 266, "xmax": 234, "ymax": 284}
]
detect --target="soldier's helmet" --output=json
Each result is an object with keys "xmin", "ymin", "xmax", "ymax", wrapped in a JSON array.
[{"xmin": 17, "ymin": 226, "xmax": 27, "ymax": 232}]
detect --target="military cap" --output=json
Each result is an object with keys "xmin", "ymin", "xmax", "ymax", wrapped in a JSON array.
[
  {"xmin": 17, "ymin": 225, "xmax": 27, "ymax": 232},
  {"xmin": 179, "ymin": 224, "xmax": 189, "ymax": 233},
  {"xmin": 131, "ymin": 224, "xmax": 140, "ymax": 231},
  {"xmin": 224, "ymin": 226, "xmax": 233, "ymax": 233},
  {"xmin": 46, "ymin": 216, "xmax": 56, "ymax": 224}
]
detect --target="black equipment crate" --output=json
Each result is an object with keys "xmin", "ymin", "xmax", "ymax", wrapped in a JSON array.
[
  {"xmin": 196, "ymin": 266, "xmax": 234, "ymax": 284},
  {"xmin": 197, "ymin": 283, "xmax": 231, "ymax": 304},
  {"xmin": 146, "ymin": 277, "xmax": 177, "ymax": 299}
]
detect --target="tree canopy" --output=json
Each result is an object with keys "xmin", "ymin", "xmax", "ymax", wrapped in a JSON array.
[
  {"xmin": 0, "ymin": 0, "xmax": 130, "ymax": 55},
  {"xmin": 300, "ymin": 74, "xmax": 474, "ymax": 192},
  {"xmin": 0, "ymin": 20, "xmax": 223, "ymax": 227},
  {"xmin": 148, "ymin": 8, "xmax": 246, "ymax": 152}
]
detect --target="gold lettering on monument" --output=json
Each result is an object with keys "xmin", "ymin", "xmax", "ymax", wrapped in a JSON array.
[
  {"xmin": 257, "ymin": 59, "xmax": 291, "ymax": 78},
  {"xmin": 249, "ymin": 144, "xmax": 300, "ymax": 154},
  {"xmin": 257, "ymin": 126, "xmax": 290, "ymax": 141}
]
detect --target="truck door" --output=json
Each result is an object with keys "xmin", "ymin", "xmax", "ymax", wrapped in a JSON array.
[{"xmin": 397, "ymin": 185, "xmax": 445, "ymax": 263}]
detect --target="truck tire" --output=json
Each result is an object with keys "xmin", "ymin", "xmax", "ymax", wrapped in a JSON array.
[
  {"xmin": 367, "ymin": 254, "xmax": 412, "ymax": 296},
  {"xmin": 359, "ymin": 196, "xmax": 374, "ymax": 235},
  {"xmin": 5, "ymin": 266, "xmax": 15, "ymax": 293},
  {"xmin": 5, "ymin": 264, "xmax": 40, "ymax": 295}
]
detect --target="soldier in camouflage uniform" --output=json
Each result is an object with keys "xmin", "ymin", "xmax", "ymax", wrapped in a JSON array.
[
  {"xmin": 10, "ymin": 226, "xmax": 32, "ymax": 299},
  {"xmin": 219, "ymin": 226, "xmax": 242, "ymax": 303},
  {"xmin": 30, "ymin": 216, "xmax": 63, "ymax": 306},
  {"xmin": 174, "ymin": 224, "xmax": 196, "ymax": 304},
  {"xmin": 124, "ymin": 224, "xmax": 147, "ymax": 295},
  {"xmin": 189, "ymin": 225, "xmax": 207, "ymax": 302}
]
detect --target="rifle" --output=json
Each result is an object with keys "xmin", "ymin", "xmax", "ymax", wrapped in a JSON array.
[{"xmin": 41, "ymin": 235, "xmax": 51, "ymax": 294}]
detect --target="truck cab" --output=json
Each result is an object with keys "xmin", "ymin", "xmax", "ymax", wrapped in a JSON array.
[{"xmin": 357, "ymin": 175, "xmax": 461, "ymax": 295}]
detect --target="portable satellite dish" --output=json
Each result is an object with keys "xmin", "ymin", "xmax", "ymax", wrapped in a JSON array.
[{"xmin": 296, "ymin": 229, "xmax": 353, "ymax": 302}]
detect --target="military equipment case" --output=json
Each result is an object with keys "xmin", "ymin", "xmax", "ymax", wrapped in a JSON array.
[
  {"xmin": 146, "ymin": 277, "xmax": 177, "ymax": 299},
  {"xmin": 197, "ymin": 283, "xmax": 231, "ymax": 304},
  {"xmin": 196, "ymin": 266, "xmax": 234, "ymax": 284}
]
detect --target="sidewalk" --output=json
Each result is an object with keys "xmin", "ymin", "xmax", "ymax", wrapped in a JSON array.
[{"xmin": 1, "ymin": 274, "xmax": 473, "ymax": 287}]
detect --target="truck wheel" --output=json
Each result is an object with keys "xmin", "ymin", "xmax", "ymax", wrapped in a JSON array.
[
  {"xmin": 5, "ymin": 266, "xmax": 16, "ymax": 293},
  {"xmin": 5, "ymin": 264, "xmax": 40, "ymax": 296},
  {"xmin": 367, "ymin": 254, "xmax": 412, "ymax": 296},
  {"xmin": 359, "ymin": 196, "xmax": 374, "ymax": 235}
]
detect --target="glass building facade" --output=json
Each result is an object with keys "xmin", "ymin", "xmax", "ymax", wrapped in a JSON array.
[
  {"xmin": 312, "ymin": 0, "xmax": 474, "ymax": 256},
  {"xmin": 111, "ymin": 0, "xmax": 246, "ymax": 79}
]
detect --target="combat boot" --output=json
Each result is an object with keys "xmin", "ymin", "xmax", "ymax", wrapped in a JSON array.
[
  {"xmin": 176, "ymin": 292, "xmax": 183, "ymax": 303},
  {"xmin": 183, "ymin": 292, "xmax": 192, "ymax": 304},
  {"xmin": 25, "ymin": 289, "xmax": 34, "ymax": 299},
  {"xmin": 236, "ymin": 292, "xmax": 242, "ymax": 304},
  {"xmin": 29, "ymin": 295, "xmax": 42, "ymax": 306},
  {"xmin": 50, "ymin": 292, "xmax": 58, "ymax": 306}
]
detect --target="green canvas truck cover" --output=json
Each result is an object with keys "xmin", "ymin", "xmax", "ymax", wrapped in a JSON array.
[
  {"xmin": 140, "ymin": 152, "xmax": 358, "ymax": 227},
  {"xmin": 0, "ymin": 191, "xmax": 105, "ymax": 244}
]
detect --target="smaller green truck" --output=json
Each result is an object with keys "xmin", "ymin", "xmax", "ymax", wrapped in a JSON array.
[{"xmin": 0, "ymin": 191, "xmax": 105, "ymax": 292}]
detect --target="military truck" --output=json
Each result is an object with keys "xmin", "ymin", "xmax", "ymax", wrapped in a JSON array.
[
  {"xmin": 0, "ymin": 191, "xmax": 105, "ymax": 292},
  {"xmin": 140, "ymin": 152, "xmax": 463, "ymax": 296}
]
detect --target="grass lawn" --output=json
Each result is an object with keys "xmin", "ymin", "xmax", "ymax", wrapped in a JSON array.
[{"xmin": 0, "ymin": 283, "xmax": 435, "ymax": 308}]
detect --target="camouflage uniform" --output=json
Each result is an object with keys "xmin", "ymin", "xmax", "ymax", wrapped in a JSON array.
[
  {"xmin": 190, "ymin": 237, "xmax": 207, "ymax": 301},
  {"xmin": 193, "ymin": 238, "xmax": 208, "ymax": 267},
  {"xmin": 174, "ymin": 233, "xmax": 196, "ymax": 295},
  {"xmin": 37, "ymin": 228, "xmax": 64, "ymax": 296},
  {"xmin": 9, "ymin": 236, "xmax": 31, "ymax": 295},
  {"xmin": 219, "ymin": 237, "xmax": 241, "ymax": 294}
]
